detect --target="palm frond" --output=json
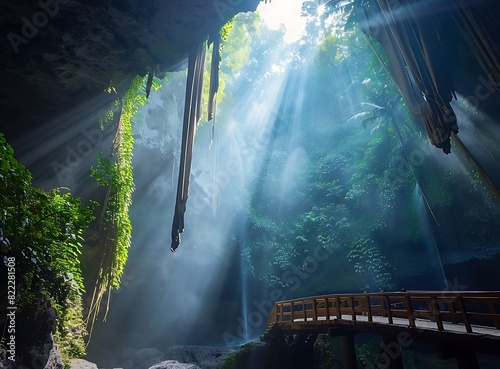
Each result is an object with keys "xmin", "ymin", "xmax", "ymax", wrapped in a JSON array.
[
  {"xmin": 370, "ymin": 122, "xmax": 381, "ymax": 135},
  {"xmin": 360, "ymin": 102, "xmax": 385, "ymax": 109},
  {"xmin": 348, "ymin": 111, "xmax": 371, "ymax": 121}
]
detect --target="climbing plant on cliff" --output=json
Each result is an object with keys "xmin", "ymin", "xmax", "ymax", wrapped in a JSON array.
[
  {"xmin": 0, "ymin": 133, "xmax": 96, "ymax": 366},
  {"xmin": 86, "ymin": 75, "xmax": 143, "ymax": 336}
]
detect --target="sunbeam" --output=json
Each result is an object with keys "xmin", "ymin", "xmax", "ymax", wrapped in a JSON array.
[
  {"xmin": 4, "ymin": 0, "xmax": 500, "ymax": 369},
  {"xmin": 257, "ymin": 0, "xmax": 307, "ymax": 43},
  {"xmin": 5, "ymin": 2, "xmax": 500, "ymax": 368},
  {"xmin": 84, "ymin": 8, "xmax": 500, "ymax": 365}
]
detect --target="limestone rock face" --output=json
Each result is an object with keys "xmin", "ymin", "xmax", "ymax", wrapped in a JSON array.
[
  {"xmin": 0, "ymin": 0, "xmax": 260, "ymax": 139},
  {"xmin": 28, "ymin": 341, "xmax": 64, "ymax": 369},
  {"xmin": 163, "ymin": 345, "xmax": 235, "ymax": 369},
  {"xmin": 148, "ymin": 360, "xmax": 200, "ymax": 369}
]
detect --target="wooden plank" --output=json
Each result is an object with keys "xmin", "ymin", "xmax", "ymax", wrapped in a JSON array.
[
  {"xmin": 431, "ymin": 296, "xmax": 444, "ymax": 331},
  {"xmin": 385, "ymin": 295, "xmax": 393, "ymax": 324},
  {"xmin": 314, "ymin": 298, "xmax": 318, "ymax": 321},
  {"xmin": 463, "ymin": 297, "xmax": 500, "ymax": 304},
  {"xmin": 325, "ymin": 298, "xmax": 330, "ymax": 320},
  {"xmin": 266, "ymin": 291, "xmax": 500, "ymax": 332},
  {"xmin": 366, "ymin": 295, "xmax": 373, "ymax": 322},
  {"xmin": 487, "ymin": 302, "xmax": 500, "ymax": 329},
  {"xmin": 350, "ymin": 296, "xmax": 356, "ymax": 321},
  {"xmin": 467, "ymin": 312, "xmax": 500, "ymax": 322},
  {"xmin": 404, "ymin": 294, "xmax": 416, "ymax": 327},
  {"xmin": 448, "ymin": 300, "xmax": 458, "ymax": 324},
  {"xmin": 336, "ymin": 296, "xmax": 341, "ymax": 319},
  {"xmin": 456, "ymin": 296, "xmax": 472, "ymax": 333}
]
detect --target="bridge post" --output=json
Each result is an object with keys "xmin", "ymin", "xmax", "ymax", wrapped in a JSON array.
[
  {"xmin": 455, "ymin": 352, "xmax": 480, "ymax": 369},
  {"xmin": 438, "ymin": 347, "xmax": 480, "ymax": 369},
  {"xmin": 339, "ymin": 334, "xmax": 359, "ymax": 369},
  {"xmin": 381, "ymin": 336, "xmax": 404, "ymax": 369}
]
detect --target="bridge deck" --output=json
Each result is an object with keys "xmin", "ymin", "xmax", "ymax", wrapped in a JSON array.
[
  {"xmin": 264, "ymin": 290, "xmax": 500, "ymax": 355},
  {"xmin": 282, "ymin": 314, "xmax": 500, "ymax": 337}
]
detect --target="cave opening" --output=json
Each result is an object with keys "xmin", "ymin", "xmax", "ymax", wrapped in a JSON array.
[{"xmin": 1, "ymin": 1, "xmax": 500, "ymax": 369}]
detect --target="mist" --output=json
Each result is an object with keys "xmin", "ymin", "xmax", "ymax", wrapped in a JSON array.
[
  {"xmin": 85, "ymin": 9, "xmax": 500, "ymax": 366},
  {"xmin": 6, "ymin": 5, "xmax": 500, "ymax": 369}
]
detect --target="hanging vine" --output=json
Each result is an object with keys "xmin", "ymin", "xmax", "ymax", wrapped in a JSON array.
[{"xmin": 85, "ymin": 75, "xmax": 146, "ymax": 341}]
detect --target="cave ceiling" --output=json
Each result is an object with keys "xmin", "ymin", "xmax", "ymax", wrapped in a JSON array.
[{"xmin": 0, "ymin": 0, "xmax": 260, "ymax": 141}]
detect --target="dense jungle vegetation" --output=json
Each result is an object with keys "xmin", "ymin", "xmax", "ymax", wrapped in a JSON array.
[
  {"xmin": 129, "ymin": 10, "xmax": 500, "ymax": 307},
  {"xmin": 0, "ymin": 133, "xmax": 95, "ymax": 364},
  {"xmin": 2, "ymin": 4, "xmax": 500, "ymax": 369},
  {"xmin": 0, "ymin": 72, "xmax": 145, "ymax": 365}
]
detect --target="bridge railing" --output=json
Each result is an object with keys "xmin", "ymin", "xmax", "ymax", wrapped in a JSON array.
[{"xmin": 266, "ymin": 290, "xmax": 500, "ymax": 334}]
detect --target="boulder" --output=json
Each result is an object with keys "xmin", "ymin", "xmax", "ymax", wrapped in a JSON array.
[
  {"xmin": 134, "ymin": 347, "xmax": 164, "ymax": 368},
  {"xmin": 148, "ymin": 360, "xmax": 200, "ymax": 369},
  {"xmin": 70, "ymin": 358, "xmax": 99, "ymax": 369},
  {"xmin": 163, "ymin": 345, "xmax": 235, "ymax": 369}
]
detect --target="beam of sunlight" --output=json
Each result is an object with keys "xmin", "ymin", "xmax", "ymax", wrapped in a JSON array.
[
  {"xmin": 9, "ymin": 3, "xmax": 500, "ymax": 369},
  {"xmin": 257, "ymin": 0, "xmax": 307, "ymax": 43},
  {"xmin": 413, "ymin": 183, "xmax": 447, "ymax": 288},
  {"xmin": 10, "ymin": 93, "xmax": 120, "ymax": 192},
  {"xmin": 450, "ymin": 94, "xmax": 500, "ymax": 195}
]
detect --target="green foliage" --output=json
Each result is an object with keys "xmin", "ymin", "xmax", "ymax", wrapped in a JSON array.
[
  {"xmin": 356, "ymin": 336, "xmax": 383, "ymax": 367},
  {"xmin": 220, "ymin": 353, "xmax": 236, "ymax": 369},
  {"xmin": 151, "ymin": 76, "xmax": 163, "ymax": 92},
  {"xmin": 109, "ymin": 76, "xmax": 141, "ymax": 287},
  {"xmin": 221, "ymin": 12, "xmax": 260, "ymax": 77},
  {"xmin": 358, "ymin": 337, "xmax": 454, "ymax": 369},
  {"xmin": 1, "ymin": 135, "xmax": 96, "ymax": 299},
  {"xmin": 347, "ymin": 238, "xmax": 395, "ymax": 291},
  {"xmin": 233, "ymin": 15, "xmax": 416, "ymax": 293},
  {"xmin": 0, "ymin": 133, "xmax": 96, "ymax": 363},
  {"xmin": 54, "ymin": 287, "xmax": 87, "ymax": 368},
  {"xmin": 401, "ymin": 348, "xmax": 454, "ymax": 369},
  {"xmin": 90, "ymin": 76, "xmax": 141, "ymax": 289},
  {"xmin": 84, "ymin": 76, "xmax": 142, "ymax": 338},
  {"xmin": 90, "ymin": 152, "xmax": 114, "ymax": 186},
  {"xmin": 313, "ymin": 342, "xmax": 333, "ymax": 369},
  {"xmin": 99, "ymin": 82, "xmax": 120, "ymax": 129},
  {"xmin": 128, "ymin": 3, "xmax": 500, "ymax": 303},
  {"xmin": 220, "ymin": 18, "xmax": 234, "ymax": 43}
]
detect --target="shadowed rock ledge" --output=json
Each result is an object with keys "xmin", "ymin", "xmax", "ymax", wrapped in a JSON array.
[{"xmin": 0, "ymin": 0, "xmax": 261, "ymax": 141}]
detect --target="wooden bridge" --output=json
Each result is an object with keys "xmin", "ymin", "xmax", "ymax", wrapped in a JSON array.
[{"xmin": 263, "ymin": 290, "xmax": 500, "ymax": 369}]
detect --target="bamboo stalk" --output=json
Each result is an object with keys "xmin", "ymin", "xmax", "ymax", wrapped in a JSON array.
[{"xmin": 451, "ymin": 132, "xmax": 500, "ymax": 199}]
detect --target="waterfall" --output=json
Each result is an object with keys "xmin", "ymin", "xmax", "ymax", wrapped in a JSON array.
[{"xmin": 413, "ymin": 183, "xmax": 448, "ymax": 289}]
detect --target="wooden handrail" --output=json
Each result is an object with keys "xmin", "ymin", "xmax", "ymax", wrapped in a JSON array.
[{"xmin": 266, "ymin": 291, "xmax": 500, "ymax": 335}]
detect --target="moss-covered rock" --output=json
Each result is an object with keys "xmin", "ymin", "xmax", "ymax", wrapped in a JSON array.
[
  {"xmin": 223, "ymin": 334, "xmax": 326, "ymax": 369},
  {"xmin": 224, "ymin": 341, "xmax": 290, "ymax": 369}
]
